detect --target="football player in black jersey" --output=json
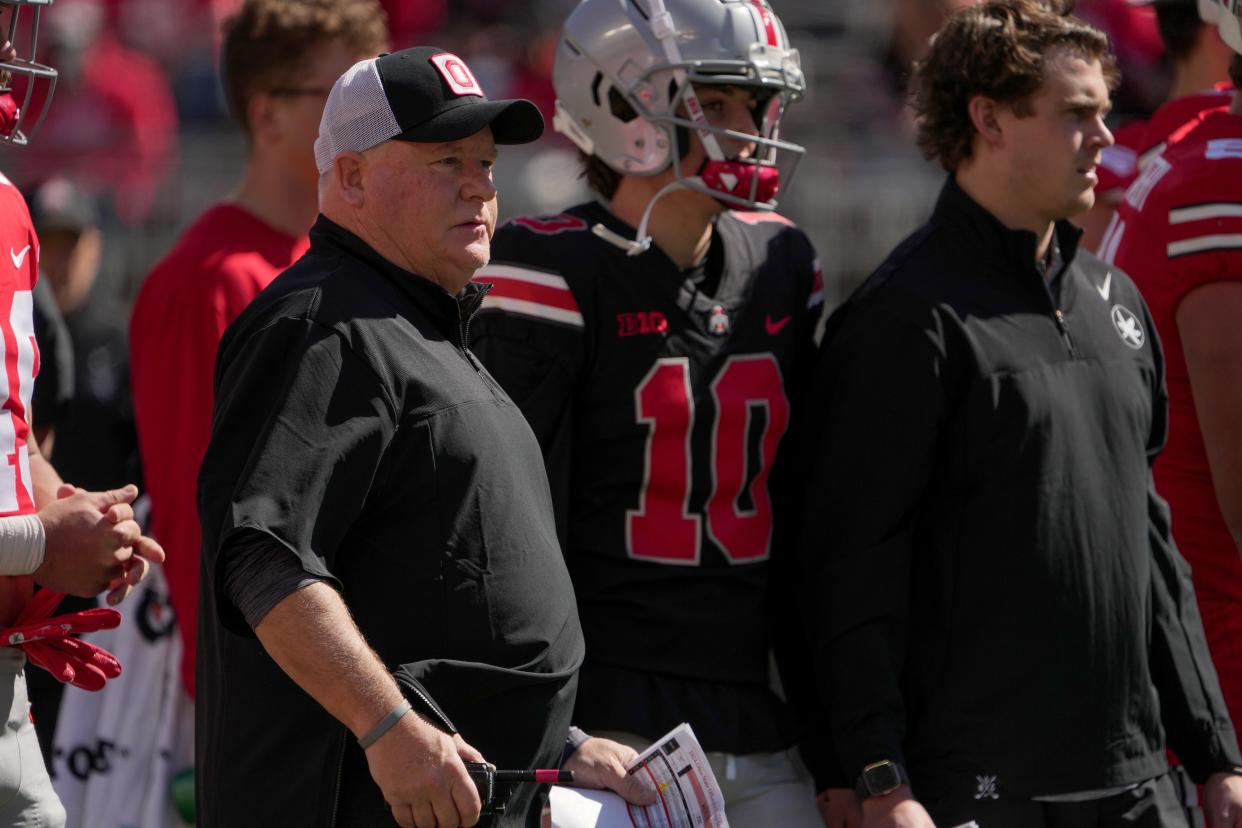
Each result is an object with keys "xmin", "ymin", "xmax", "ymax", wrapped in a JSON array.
[{"xmin": 470, "ymin": 0, "xmax": 852, "ymax": 823}]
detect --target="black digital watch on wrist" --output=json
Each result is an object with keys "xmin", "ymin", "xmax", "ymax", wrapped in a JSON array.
[{"xmin": 856, "ymin": 759, "xmax": 909, "ymax": 800}]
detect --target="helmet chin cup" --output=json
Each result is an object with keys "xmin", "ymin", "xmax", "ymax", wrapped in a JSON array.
[
  {"xmin": 0, "ymin": 93, "xmax": 18, "ymax": 139},
  {"xmin": 700, "ymin": 159, "xmax": 780, "ymax": 207}
]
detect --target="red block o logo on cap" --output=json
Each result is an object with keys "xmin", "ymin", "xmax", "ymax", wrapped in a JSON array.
[{"xmin": 430, "ymin": 53, "xmax": 484, "ymax": 97}]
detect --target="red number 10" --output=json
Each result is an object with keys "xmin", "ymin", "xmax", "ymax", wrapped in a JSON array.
[{"xmin": 625, "ymin": 355, "xmax": 789, "ymax": 565}]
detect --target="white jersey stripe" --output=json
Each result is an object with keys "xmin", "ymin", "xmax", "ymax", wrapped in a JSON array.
[
  {"xmin": 1167, "ymin": 233, "xmax": 1242, "ymax": 257},
  {"xmin": 1169, "ymin": 203, "xmax": 1242, "ymax": 224},
  {"xmin": 1138, "ymin": 142, "xmax": 1166, "ymax": 171},
  {"xmin": 1100, "ymin": 217, "xmax": 1125, "ymax": 265},
  {"xmin": 479, "ymin": 295, "xmax": 585, "ymax": 327},
  {"xmin": 475, "ymin": 265, "xmax": 570, "ymax": 291}
]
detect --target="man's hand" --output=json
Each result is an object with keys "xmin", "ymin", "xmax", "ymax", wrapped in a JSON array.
[
  {"xmin": 1204, "ymin": 772, "xmax": 1242, "ymax": 828},
  {"xmin": 818, "ymin": 787, "xmax": 862, "ymax": 828},
  {"xmin": 562, "ymin": 737, "xmax": 657, "ymax": 806},
  {"xmin": 364, "ymin": 710, "xmax": 484, "ymax": 828},
  {"xmin": 33, "ymin": 484, "xmax": 164, "ymax": 600},
  {"xmin": 860, "ymin": 786, "xmax": 936, "ymax": 828}
]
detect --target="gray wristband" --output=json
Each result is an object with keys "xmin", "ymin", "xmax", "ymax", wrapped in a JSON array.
[{"xmin": 358, "ymin": 699, "xmax": 412, "ymax": 750}]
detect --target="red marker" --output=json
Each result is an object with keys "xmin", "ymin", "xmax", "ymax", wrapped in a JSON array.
[{"xmin": 493, "ymin": 769, "xmax": 575, "ymax": 785}]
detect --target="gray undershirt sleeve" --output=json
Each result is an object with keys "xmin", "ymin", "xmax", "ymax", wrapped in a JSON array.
[{"xmin": 221, "ymin": 529, "xmax": 326, "ymax": 629}]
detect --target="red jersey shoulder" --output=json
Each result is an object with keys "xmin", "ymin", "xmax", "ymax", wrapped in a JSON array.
[
  {"xmin": 0, "ymin": 175, "xmax": 38, "ymax": 294},
  {"xmin": 0, "ymin": 173, "xmax": 41, "ymax": 515},
  {"xmin": 1115, "ymin": 113, "xmax": 1242, "ymax": 303},
  {"xmin": 1096, "ymin": 119, "xmax": 1146, "ymax": 196},
  {"xmin": 1137, "ymin": 89, "xmax": 1232, "ymax": 165},
  {"xmin": 1160, "ymin": 117, "xmax": 1242, "ymax": 274}
]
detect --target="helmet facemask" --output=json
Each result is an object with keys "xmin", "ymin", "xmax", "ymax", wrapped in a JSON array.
[
  {"xmin": 0, "ymin": 0, "xmax": 58, "ymax": 146},
  {"xmin": 660, "ymin": 74, "xmax": 804, "ymax": 211}
]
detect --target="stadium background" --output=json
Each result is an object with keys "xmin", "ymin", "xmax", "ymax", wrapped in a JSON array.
[{"xmin": 0, "ymin": 0, "xmax": 1176, "ymax": 310}]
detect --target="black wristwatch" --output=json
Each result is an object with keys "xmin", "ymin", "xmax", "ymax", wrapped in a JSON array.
[{"xmin": 856, "ymin": 759, "xmax": 909, "ymax": 799}]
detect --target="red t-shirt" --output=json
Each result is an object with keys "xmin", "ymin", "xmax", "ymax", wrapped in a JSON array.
[
  {"xmin": 0, "ymin": 173, "xmax": 43, "ymax": 623},
  {"xmin": 129, "ymin": 204, "xmax": 309, "ymax": 695},
  {"xmin": 1107, "ymin": 110, "xmax": 1242, "ymax": 724}
]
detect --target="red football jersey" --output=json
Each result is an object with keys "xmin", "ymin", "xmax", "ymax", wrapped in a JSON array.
[
  {"xmin": 130, "ymin": 204, "xmax": 309, "ymax": 696},
  {"xmin": 1134, "ymin": 84, "xmax": 1233, "ymax": 168},
  {"xmin": 1094, "ymin": 88, "xmax": 1233, "ymax": 205},
  {"xmin": 1107, "ymin": 109, "xmax": 1242, "ymax": 726},
  {"xmin": 0, "ymin": 173, "xmax": 44, "ymax": 620}
]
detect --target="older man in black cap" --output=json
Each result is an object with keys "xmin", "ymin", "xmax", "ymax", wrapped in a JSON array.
[{"xmin": 195, "ymin": 48, "xmax": 587, "ymax": 828}]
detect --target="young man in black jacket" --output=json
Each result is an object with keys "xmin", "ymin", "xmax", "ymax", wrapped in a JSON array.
[{"xmin": 801, "ymin": 2, "xmax": 1242, "ymax": 826}]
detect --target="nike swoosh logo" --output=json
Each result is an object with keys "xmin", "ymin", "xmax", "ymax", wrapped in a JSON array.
[
  {"xmin": 9, "ymin": 245, "xmax": 30, "ymax": 270},
  {"xmin": 765, "ymin": 314, "xmax": 792, "ymax": 335},
  {"xmin": 1096, "ymin": 271, "xmax": 1112, "ymax": 301}
]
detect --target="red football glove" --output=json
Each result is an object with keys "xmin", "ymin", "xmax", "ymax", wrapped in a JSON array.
[
  {"xmin": 3, "ymin": 591, "xmax": 123, "ymax": 691},
  {"xmin": 22, "ymin": 636, "xmax": 121, "ymax": 691}
]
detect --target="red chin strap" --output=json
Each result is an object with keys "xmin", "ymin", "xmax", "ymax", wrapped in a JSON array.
[
  {"xmin": 0, "ymin": 93, "xmax": 18, "ymax": 140},
  {"xmin": 700, "ymin": 160, "xmax": 781, "ymax": 205}
]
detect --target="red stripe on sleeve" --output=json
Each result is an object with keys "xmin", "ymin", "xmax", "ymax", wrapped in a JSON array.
[{"xmin": 475, "ymin": 276, "xmax": 581, "ymax": 313}]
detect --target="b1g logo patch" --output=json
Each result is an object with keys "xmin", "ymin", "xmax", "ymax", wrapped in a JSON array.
[
  {"xmin": 1111, "ymin": 304, "xmax": 1145, "ymax": 350},
  {"xmin": 430, "ymin": 53, "xmax": 483, "ymax": 97}
]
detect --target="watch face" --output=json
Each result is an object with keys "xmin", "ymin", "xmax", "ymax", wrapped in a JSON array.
[{"xmin": 863, "ymin": 761, "xmax": 902, "ymax": 796}]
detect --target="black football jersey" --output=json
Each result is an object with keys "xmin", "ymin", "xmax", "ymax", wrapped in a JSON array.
[{"xmin": 470, "ymin": 200, "xmax": 823, "ymax": 752}]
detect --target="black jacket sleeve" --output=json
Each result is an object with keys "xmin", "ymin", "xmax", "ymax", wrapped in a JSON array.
[
  {"xmin": 800, "ymin": 295, "xmax": 949, "ymax": 782},
  {"xmin": 1143, "ymin": 314, "xmax": 1242, "ymax": 779},
  {"xmin": 201, "ymin": 317, "xmax": 396, "ymax": 635}
]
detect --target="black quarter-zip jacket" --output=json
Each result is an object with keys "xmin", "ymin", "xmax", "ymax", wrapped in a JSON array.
[
  {"xmin": 196, "ymin": 216, "xmax": 584, "ymax": 827},
  {"xmin": 800, "ymin": 178, "xmax": 1240, "ymax": 800}
]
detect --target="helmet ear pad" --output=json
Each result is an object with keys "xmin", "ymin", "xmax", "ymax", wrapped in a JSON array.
[{"xmin": 579, "ymin": 71, "xmax": 675, "ymax": 176}]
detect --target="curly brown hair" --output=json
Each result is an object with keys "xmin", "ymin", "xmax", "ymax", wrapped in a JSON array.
[
  {"xmin": 221, "ymin": 0, "xmax": 389, "ymax": 136},
  {"xmin": 911, "ymin": 0, "xmax": 1119, "ymax": 172}
]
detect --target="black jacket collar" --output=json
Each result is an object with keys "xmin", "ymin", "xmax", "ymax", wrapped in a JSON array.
[
  {"xmin": 933, "ymin": 176, "xmax": 1084, "ymax": 280},
  {"xmin": 309, "ymin": 215, "xmax": 490, "ymax": 341}
]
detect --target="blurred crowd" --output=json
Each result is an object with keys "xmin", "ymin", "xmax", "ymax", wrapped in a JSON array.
[{"xmin": 0, "ymin": 0, "xmax": 1199, "ymax": 313}]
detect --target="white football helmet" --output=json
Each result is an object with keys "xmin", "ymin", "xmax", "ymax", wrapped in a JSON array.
[
  {"xmin": 0, "ymin": 0, "xmax": 57, "ymax": 145},
  {"xmin": 553, "ymin": 0, "xmax": 805, "ymax": 243},
  {"xmin": 1212, "ymin": 0, "xmax": 1242, "ymax": 52}
]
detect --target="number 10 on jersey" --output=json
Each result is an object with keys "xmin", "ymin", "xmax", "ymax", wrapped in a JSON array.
[{"xmin": 626, "ymin": 355, "xmax": 789, "ymax": 565}]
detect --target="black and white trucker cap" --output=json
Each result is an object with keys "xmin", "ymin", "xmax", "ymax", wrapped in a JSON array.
[{"xmin": 314, "ymin": 46, "xmax": 545, "ymax": 175}]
